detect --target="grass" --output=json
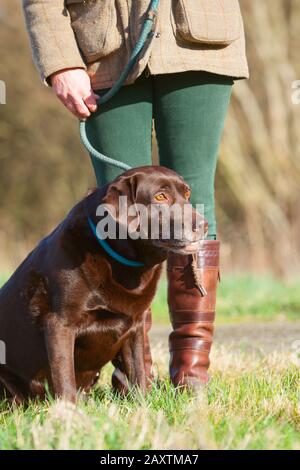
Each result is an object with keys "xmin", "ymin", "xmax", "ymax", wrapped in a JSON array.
[
  {"xmin": 1, "ymin": 272, "xmax": 300, "ymax": 449},
  {"xmin": 0, "ymin": 345, "xmax": 299, "ymax": 450},
  {"xmin": 152, "ymin": 273, "xmax": 300, "ymax": 323}
]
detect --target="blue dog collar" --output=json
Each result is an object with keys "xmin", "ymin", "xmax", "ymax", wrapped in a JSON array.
[{"xmin": 87, "ymin": 216, "xmax": 145, "ymax": 268}]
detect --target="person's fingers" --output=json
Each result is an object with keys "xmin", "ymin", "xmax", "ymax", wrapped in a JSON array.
[
  {"xmin": 62, "ymin": 95, "xmax": 90, "ymax": 120},
  {"xmin": 64, "ymin": 100, "xmax": 80, "ymax": 119},
  {"xmin": 51, "ymin": 69, "xmax": 100, "ymax": 119},
  {"xmin": 57, "ymin": 90, "xmax": 97, "ymax": 119},
  {"xmin": 83, "ymin": 91, "xmax": 99, "ymax": 113},
  {"xmin": 70, "ymin": 96, "xmax": 91, "ymax": 119}
]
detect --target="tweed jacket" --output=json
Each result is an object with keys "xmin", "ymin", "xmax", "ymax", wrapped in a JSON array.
[{"xmin": 22, "ymin": 0, "xmax": 249, "ymax": 90}]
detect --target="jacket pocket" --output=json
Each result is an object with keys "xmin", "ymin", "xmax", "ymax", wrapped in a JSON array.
[
  {"xmin": 171, "ymin": 0, "xmax": 241, "ymax": 46},
  {"xmin": 65, "ymin": 0, "xmax": 123, "ymax": 61}
]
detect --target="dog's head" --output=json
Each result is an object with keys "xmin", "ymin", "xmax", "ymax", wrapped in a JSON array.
[{"xmin": 97, "ymin": 165, "xmax": 208, "ymax": 256}]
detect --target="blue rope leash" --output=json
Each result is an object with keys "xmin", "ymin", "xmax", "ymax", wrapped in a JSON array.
[{"xmin": 79, "ymin": 0, "xmax": 160, "ymax": 171}]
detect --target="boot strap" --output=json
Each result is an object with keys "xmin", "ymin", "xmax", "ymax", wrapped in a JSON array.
[
  {"xmin": 167, "ymin": 242, "xmax": 220, "ymax": 270},
  {"xmin": 169, "ymin": 337, "xmax": 211, "ymax": 352},
  {"xmin": 170, "ymin": 310, "xmax": 215, "ymax": 323}
]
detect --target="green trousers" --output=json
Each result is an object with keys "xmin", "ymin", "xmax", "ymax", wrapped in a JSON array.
[{"xmin": 86, "ymin": 70, "xmax": 233, "ymax": 239}]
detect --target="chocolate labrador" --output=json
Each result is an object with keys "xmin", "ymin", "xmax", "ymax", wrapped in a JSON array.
[{"xmin": 0, "ymin": 166, "xmax": 207, "ymax": 403}]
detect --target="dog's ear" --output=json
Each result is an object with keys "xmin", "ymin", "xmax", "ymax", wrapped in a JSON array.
[
  {"xmin": 102, "ymin": 174, "xmax": 138, "ymax": 218},
  {"xmin": 99, "ymin": 174, "xmax": 140, "ymax": 235}
]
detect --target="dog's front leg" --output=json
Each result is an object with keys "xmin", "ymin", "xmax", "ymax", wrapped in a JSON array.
[
  {"xmin": 131, "ymin": 324, "xmax": 147, "ymax": 394},
  {"xmin": 122, "ymin": 323, "xmax": 146, "ymax": 395},
  {"xmin": 44, "ymin": 317, "xmax": 76, "ymax": 403}
]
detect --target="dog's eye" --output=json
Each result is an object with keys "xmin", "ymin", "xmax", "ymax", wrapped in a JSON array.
[
  {"xmin": 185, "ymin": 189, "xmax": 191, "ymax": 200},
  {"xmin": 154, "ymin": 193, "xmax": 167, "ymax": 202}
]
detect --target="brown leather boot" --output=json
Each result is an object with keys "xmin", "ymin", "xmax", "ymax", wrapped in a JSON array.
[
  {"xmin": 111, "ymin": 308, "xmax": 154, "ymax": 394},
  {"xmin": 167, "ymin": 240, "xmax": 220, "ymax": 389}
]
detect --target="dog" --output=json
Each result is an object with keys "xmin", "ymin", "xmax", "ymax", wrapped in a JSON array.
[{"xmin": 0, "ymin": 166, "xmax": 207, "ymax": 403}]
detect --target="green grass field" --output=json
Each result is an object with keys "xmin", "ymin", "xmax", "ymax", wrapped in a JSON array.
[
  {"xmin": 152, "ymin": 273, "xmax": 300, "ymax": 323},
  {"xmin": 0, "ymin": 348, "xmax": 299, "ymax": 450},
  {"xmin": 0, "ymin": 273, "xmax": 300, "ymax": 450}
]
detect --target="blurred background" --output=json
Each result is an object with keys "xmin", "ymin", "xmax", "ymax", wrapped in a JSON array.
[{"xmin": 0, "ymin": 0, "xmax": 300, "ymax": 280}]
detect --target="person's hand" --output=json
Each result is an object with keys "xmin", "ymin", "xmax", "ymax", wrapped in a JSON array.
[{"xmin": 49, "ymin": 68, "xmax": 100, "ymax": 120}]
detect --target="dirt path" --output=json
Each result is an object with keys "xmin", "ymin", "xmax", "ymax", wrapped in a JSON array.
[{"xmin": 150, "ymin": 321, "xmax": 300, "ymax": 354}]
